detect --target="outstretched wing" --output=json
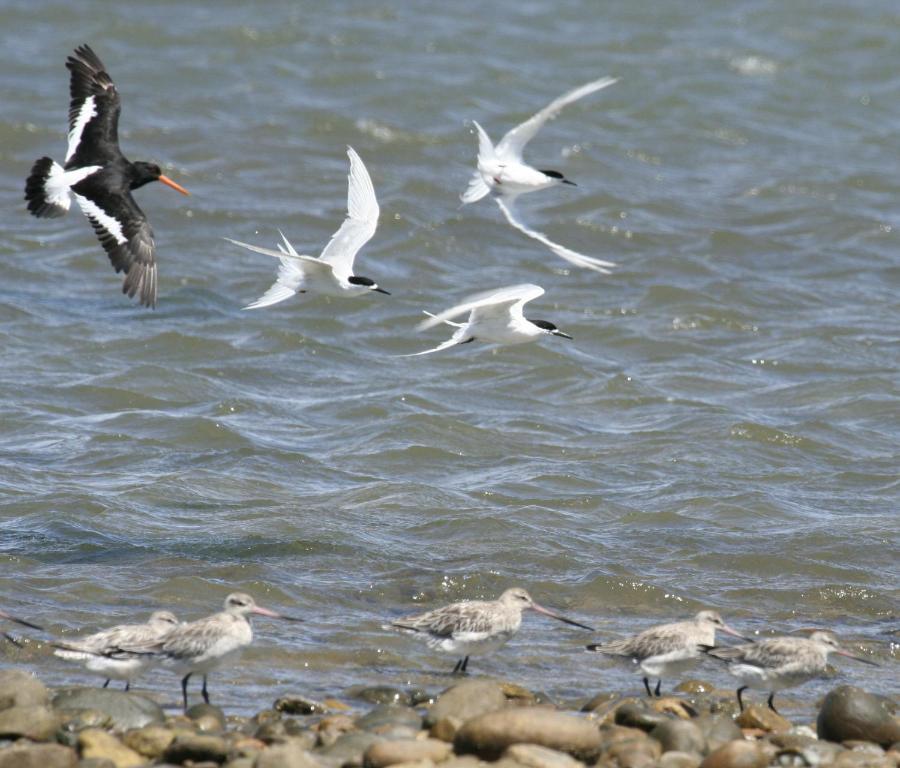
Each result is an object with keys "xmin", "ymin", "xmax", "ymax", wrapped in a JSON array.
[
  {"xmin": 495, "ymin": 77, "xmax": 618, "ymax": 161},
  {"xmin": 318, "ymin": 147, "xmax": 379, "ymax": 277},
  {"xmin": 396, "ymin": 325, "xmax": 472, "ymax": 357},
  {"xmin": 73, "ymin": 189, "xmax": 158, "ymax": 308},
  {"xmin": 460, "ymin": 121, "xmax": 495, "ymax": 204},
  {"xmin": 495, "ymin": 198, "xmax": 616, "ymax": 273},
  {"xmin": 418, "ymin": 283, "xmax": 544, "ymax": 330},
  {"xmin": 65, "ymin": 44, "xmax": 121, "ymax": 166}
]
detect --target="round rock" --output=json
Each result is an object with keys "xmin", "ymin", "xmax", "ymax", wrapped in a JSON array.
[
  {"xmin": 0, "ymin": 742, "xmax": 77, "ymax": 768},
  {"xmin": 736, "ymin": 705, "xmax": 790, "ymax": 733},
  {"xmin": 425, "ymin": 680, "xmax": 508, "ymax": 727},
  {"xmin": 700, "ymin": 740, "xmax": 768, "ymax": 768},
  {"xmin": 650, "ymin": 719, "xmax": 707, "ymax": 756},
  {"xmin": 0, "ymin": 670, "xmax": 49, "ymax": 710},
  {"xmin": 53, "ymin": 688, "xmax": 164, "ymax": 730},
  {"xmin": 78, "ymin": 728, "xmax": 146, "ymax": 768},
  {"xmin": 0, "ymin": 704, "xmax": 62, "ymax": 741},
  {"xmin": 454, "ymin": 707, "xmax": 603, "ymax": 761},
  {"xmin": 364, "ymin": 737, "xmax": 452, "ymax": 768},
  {"xmin": 162, "ymin": 732, "xmax": 231, "ymax": 764},
  {"xmin": 505, "ymin": 743, "xmax": 586, "ymax": 768},
  {"xmin": 817, "ymin": 685, "xmax": 900, "ymax": 748}
]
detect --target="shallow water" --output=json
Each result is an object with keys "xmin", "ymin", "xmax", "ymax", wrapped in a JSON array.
[{"xmin": 0, "ymin": 1, "xmax": 897, "ymax": 713}]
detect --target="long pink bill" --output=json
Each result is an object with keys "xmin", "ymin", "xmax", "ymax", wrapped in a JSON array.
[
  {"xmin": 251, "ymin": 605, "xmax": 303, "ymax": 622},
  {"xmin": 720, "ymin": 623, "xmax": 754, "ymax": 642},
  {"xmin": 531, "ymin": 603, "xmax": 594, "ymax": 631},
  {"xmin": 835, "ymin": 648, "xmax": 879, "ymax": 666}
]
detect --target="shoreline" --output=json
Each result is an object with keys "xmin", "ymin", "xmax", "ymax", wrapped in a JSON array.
[{"xmin": 0, "ymin": 668, "xmax": 896, "ymax": 768}]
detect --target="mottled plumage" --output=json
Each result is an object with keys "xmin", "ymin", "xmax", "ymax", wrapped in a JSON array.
[
  {"xmin": 115, "ymin": 592, "xmax": 300, "ymax": 710},
  {"xmin": 53, "ymin": 610, "xmax": 179, "ymax": 690},
  {"xmin": 702, "ymin": 630, "xmax": 878, "ymax": 712},
  {"xmin": 390, "ymin": 586, "xmax": 593, "ymax": 674},
  {"xmin": 587, "ymin": 610, "xmax": 750, "ymax": 697}
]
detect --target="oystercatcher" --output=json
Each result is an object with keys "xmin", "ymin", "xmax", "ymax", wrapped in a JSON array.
[{"xmin": 25, "ymin": 44, "xmax": 189, "ymax": 308}]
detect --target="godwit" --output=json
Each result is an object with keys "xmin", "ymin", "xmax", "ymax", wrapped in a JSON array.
[
  {"xmin": 120, "ymin": 593, "xmax": 300, "ymax": 710},
  {"xmin": 389, "ymin": 586, "xmax": 593, "ymax": 674},
  {"xmin": 53, "ymin": 610, "xmax": 179, "ymax": 690},
  {"xmin": 701, "ymin": 630, "xmax": 879, "ymax": 712},
  {"xmin": 586, "ymin": 610, "xmax": 750, "ymax": 697}
]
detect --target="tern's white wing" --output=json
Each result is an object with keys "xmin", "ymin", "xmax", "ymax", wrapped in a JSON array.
[
  {"xmin": 397, "ymin": 324, "xmax": 472, "ymax": 357},
  {"xmin": 495, "ymin": 77, "xmax": 618, "ymax": 161},
  {"xmin": 419, "ymin": 283, "xmax": 544, "ymax": 330},
  {"xmin": 460, "ymin": 121, "xmax": 495, "ymax": 204},
  {"xmin": 318, "ymin": 147, "xmax": 379, "ymax": 277},
  {"xmin": 495, "ymin": 198, "xmax": 616, "ymax": 273},
  {"xmin": 225, "ymin": 236, "xmax": 327, "ymax": 310}
]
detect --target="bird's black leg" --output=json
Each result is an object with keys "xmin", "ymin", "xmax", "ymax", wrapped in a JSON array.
[
  {"xmin": 124, "ymin": 681, "xmax": 130, "ymax": 692},
  {"xmin": 461, "ymin": 656, "xmax": 469, "ymax": 673},
  {"xmin": 181, "ymin": 673, "xmax": 192, "ymax": 711},
  {"xmin": 452, "ymin": 659, "xmax": 463, "ymax": 674},
  {"xmin": 654, "ymin": 679, "xmax": 662, "ymax": 697},
  {"xmin": 201, "ymin": 675, "xmax": 210, "ymax": 704},
  {"xmin": 103, "ymin": 679, "xmax": 110, "ymax": 688},
  {"xmin": 736, "ymin": 686, "xmax": 747, "ymax": 712},
  {"xmin": 767, "ymin": 692, "xmax": 778, "ymax": 713},
  {"xmin": 643, "ymin": 677, "xmax": 653, "ymax": 697}
]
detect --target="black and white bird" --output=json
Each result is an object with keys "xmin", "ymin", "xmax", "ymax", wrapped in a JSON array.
[
  {"xmin": 401, "ymin": 283, "xmax": 572, "ymax": 357},
  {"xmin": 227, "ymin": 146, "xmax": 389, "ymax": 308},
  {"xmin": 25, "ymin": 44, "xmax": 190, "ymax": 308},
  {"xmin": 461, "ymin": 77, "xmax": 618, "ymax": 274}
]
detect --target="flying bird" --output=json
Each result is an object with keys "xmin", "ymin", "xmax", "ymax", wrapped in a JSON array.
[
  {"xmin": 701, "ymin": 630, "xmax": 878, "ymax": 712},
  {"xmin": 228, "ymin": 147, "xmax": 388, "ymax": 308},
  {"xmin": 461, "ymin": 77, "xmax": 618, "ymax": 273},
  {"xmin": 53, "ymin": 610, "xmax": 179, "ymax": 690},
  {"xmin": 25, "ymin": 44, "xmax": 190, "ymax": 308},
  {"xmin": 400, "ymin": 283, "xmax": 572, "ymax": 356},
  {"xmin": 587, "ymin": 610, "xmax": 751, "ymax": 697},
  {"xmin": 388, "ymin": 587, "xmax": 593, "ymax": 674}
]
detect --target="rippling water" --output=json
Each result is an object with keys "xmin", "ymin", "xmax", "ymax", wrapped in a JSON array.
[{"xmin": 1, "ymin": 1, "xmax": 897, "ymax": 713}]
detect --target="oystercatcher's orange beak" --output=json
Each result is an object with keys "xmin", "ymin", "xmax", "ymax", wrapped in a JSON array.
[{"xmin": 158, "ymin": 174, "xmax": 190, "ymax": 196}]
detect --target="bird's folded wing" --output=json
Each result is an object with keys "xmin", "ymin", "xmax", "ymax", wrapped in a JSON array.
[
  {"xmin": 495, "ymin": 76, "xmax": 618, "ymax": 160},
  {"xmin": 495, "ymin": 198, "xmax": 616, "ymax": 273}
]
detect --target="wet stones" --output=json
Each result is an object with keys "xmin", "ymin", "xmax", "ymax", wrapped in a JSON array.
[
  {"xmin": 816, "ymin": 685, "xmax": 900, "ymax": 748},
  {"xmin": 454, "ymin": 707, "xmax": 603, "ymax": 761}
]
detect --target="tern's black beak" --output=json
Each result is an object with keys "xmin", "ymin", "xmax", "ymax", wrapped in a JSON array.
[
  {"xmin": 373, "ymin": 287, "xmax": 391, "ymax": 295},
  {"xmin": 553, "ymin": 330, "xmax": 573, "ymax": 340},
  {"xmin": 562, "ymin": 179, "xmax": 577, "ymax": 186}
]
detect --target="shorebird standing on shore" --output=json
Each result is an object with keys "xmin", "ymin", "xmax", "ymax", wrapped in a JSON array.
[
  {"xmin": 53, "ymin": 610, "xmax": 179, "ymax": 690},
  {"xmin": 586, "ymin": 610, "xmax": 751, "ymax": 697},
  {"xmin": 117, "ymin": 593, "xmax": 301, "ymax": 710},
  {"xmin": 388, "ymin": 587, "xmax": 593, "ymax": 674},
  {"xmin": 1, "ymin": 607, "xmax": 43, "ymax": 646},
  {"xmin": 701, "ymin": 630, "xmax": 879, "ymax": 713}
]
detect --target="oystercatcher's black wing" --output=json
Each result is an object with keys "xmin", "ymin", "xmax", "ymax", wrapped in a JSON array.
[
  {"xmin": 73, "ymin": 187, "xmax": 157, "ymax": 308},
  {"xmin": 65, "ymin": 44, "xmax": 121, "ymax": 167}
]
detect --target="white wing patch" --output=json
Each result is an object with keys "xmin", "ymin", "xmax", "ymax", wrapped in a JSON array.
[
  {"xmin": 72, "ymin": 192, "xmax": 127, "ymax": 244},
  {"xmin": 66, "ymin": 95, "xmax": 97, "ymax": 163},
  {"xmin": 495, "ymin": 198, "xmax": 616, "ymax": 273}
]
